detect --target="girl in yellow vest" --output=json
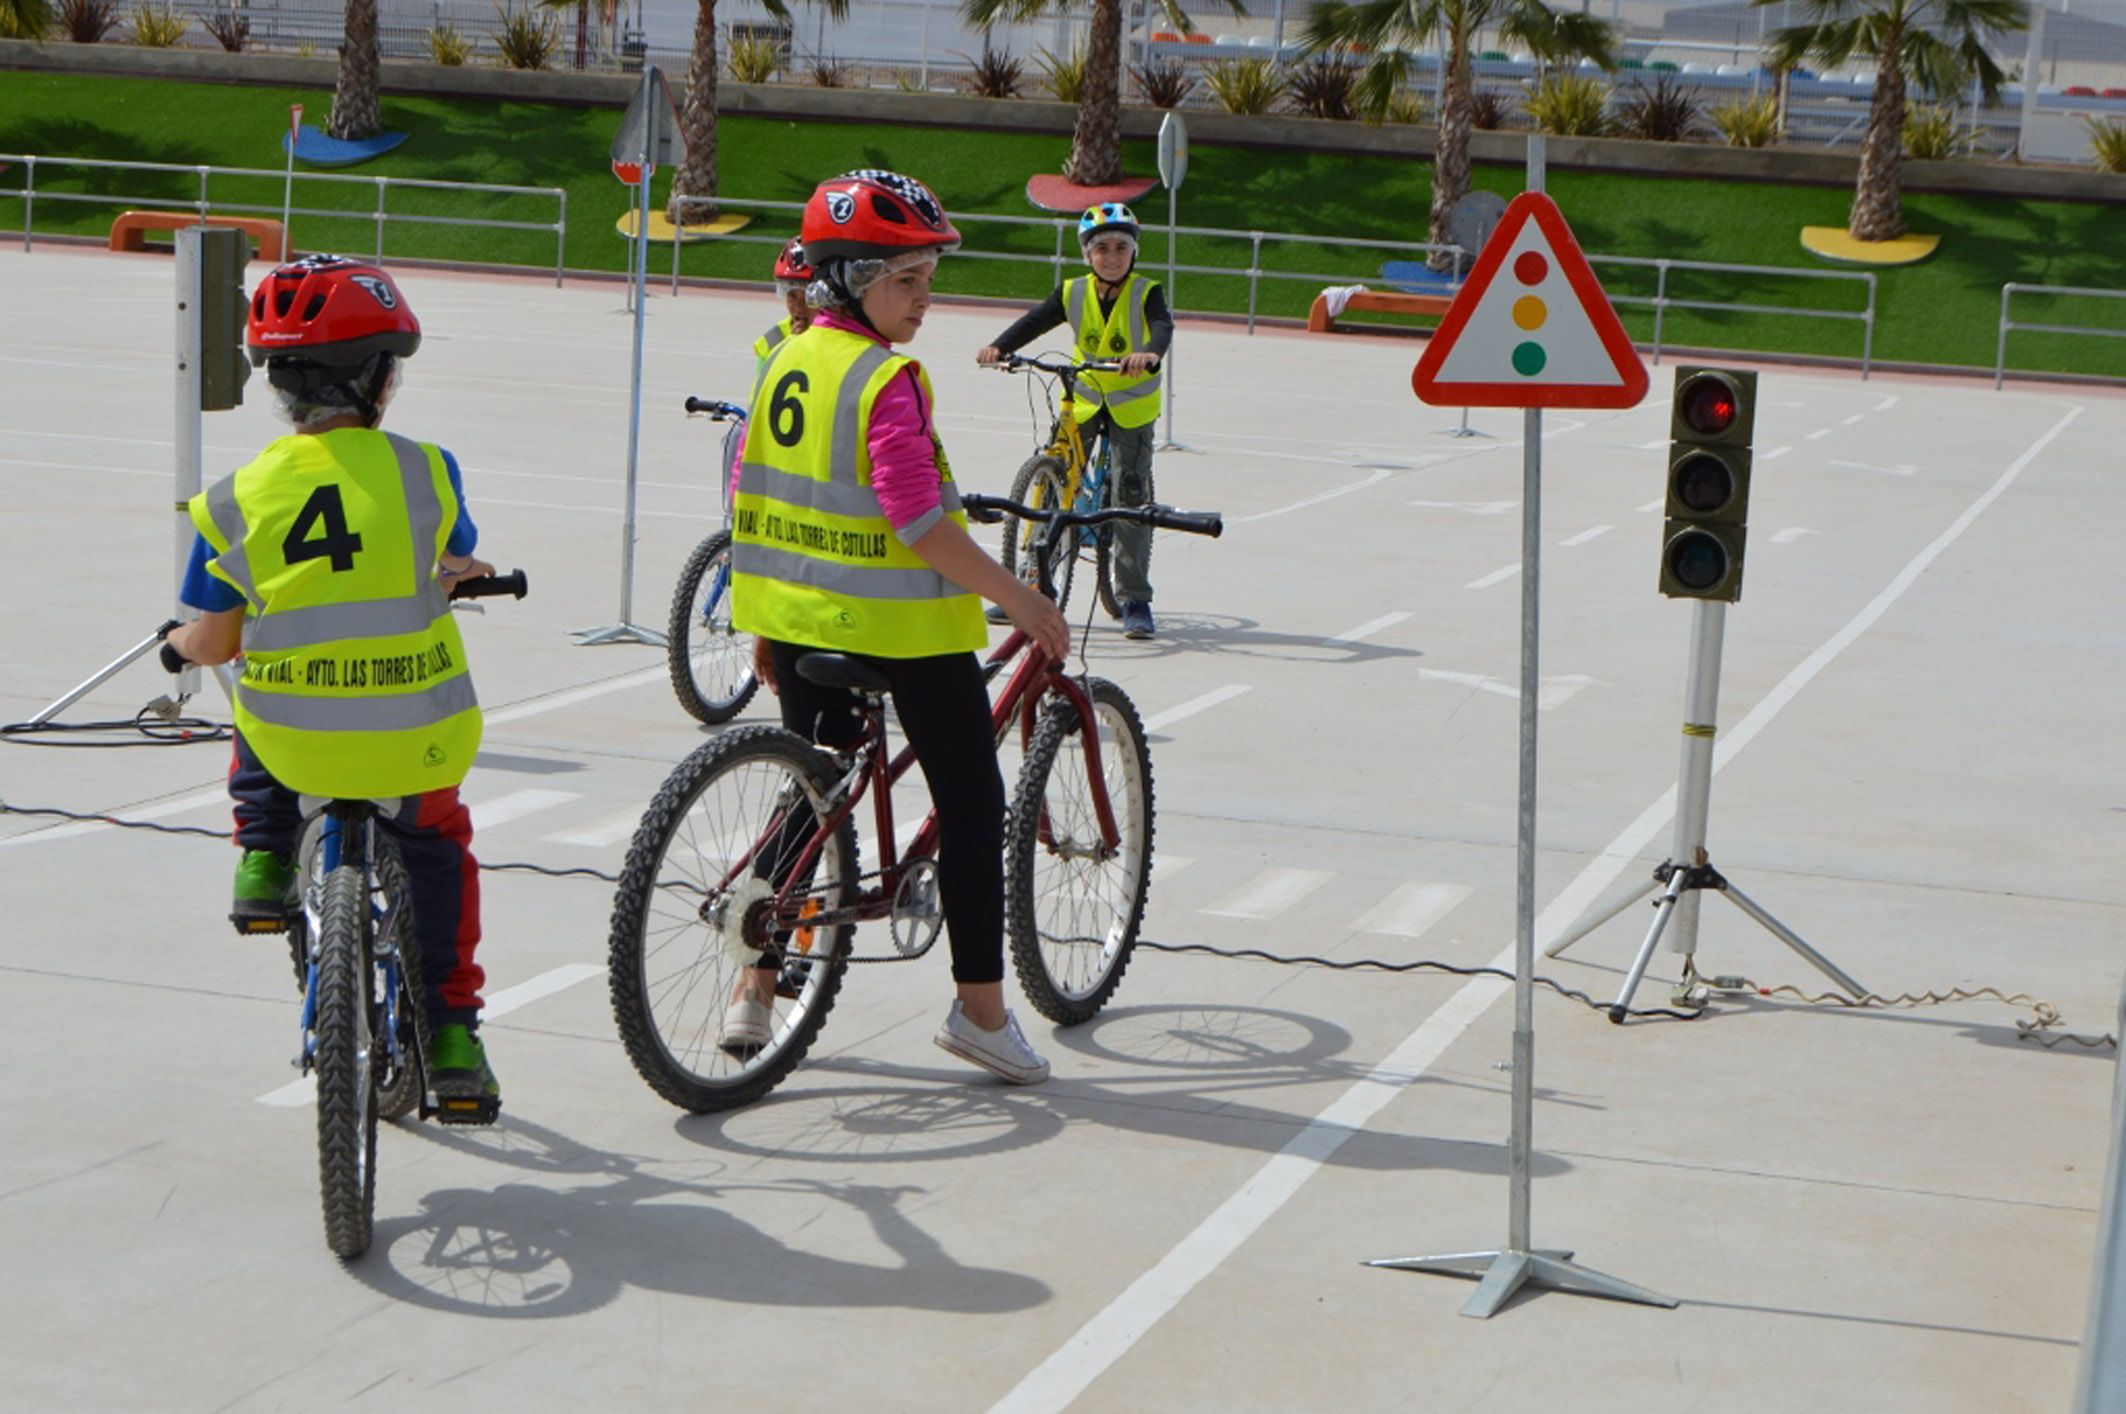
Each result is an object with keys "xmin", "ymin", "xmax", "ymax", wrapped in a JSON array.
[
  {"xmin": 977, "ymin": 201, "xmax": 1171, "ymax": 639},
  {"xmin": 750, "ymin": 237, "xmax": 814, "ymax": 371},
  {"xmin": 164, "ymin": 256, "xmax": 502, "ymax": 1116},
  {"xmin": 729, "ymin": 170, "xmax": 1069, "ymax": 1084}
]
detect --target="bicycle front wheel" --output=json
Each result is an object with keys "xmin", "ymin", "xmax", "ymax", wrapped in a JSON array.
[
  {"xmin": 372, "ymin": 838, "xmax": 424, "ymax": 1124},
  {"xmin": 1094, "ymin": 461, "xmax": 1152, "ymax": 623},
  {"xmin": 1002, "ymin": 454, "xmax": 1078, "ymax": 611},
  {"xmin": 608, "ymin": 726, "xmax": 859, "ymax": 1112},
  {"xmin": 1006, "ymin": 676, "xmax": 1155, "ymax": 1024},
  {"xmin": 314, "ymin": 863, "xmax": 379, "ymax": 1259},
  {"xmin": 667, "ymin": 530, "xmax": 759, "ymax": 724}
]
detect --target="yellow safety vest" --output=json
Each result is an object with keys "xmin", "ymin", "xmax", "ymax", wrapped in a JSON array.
[
  {"xmin": 1067, "ymin": 272, "xmax": 1163, "ymax": 429},
  {"xmin": 730, "ymin": 326, "xmax": 985, "ymax": 657},
  {"xmin": 188, "ymin": 429, "xmax": 481, "ymax": 798},
  {"xmin": 752, "ymin": 316, "xmax": 796, "ymax": 362}
]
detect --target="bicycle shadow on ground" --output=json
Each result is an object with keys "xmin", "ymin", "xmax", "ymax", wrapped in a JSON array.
[
  {"xmin": 674, "ymin": 1003, "xmax": 1580, "ymax": 1182},
  {"xmin": 346, "ymin": 1112, "xmax": 1049, "ymax": 1320},
  {"xmin": 1063, "ymin": 611, "xmax": 1427, "ymax": 668}
]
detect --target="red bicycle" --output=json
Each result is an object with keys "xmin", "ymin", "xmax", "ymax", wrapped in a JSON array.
[{"xmin": 607, "ymin": 493, "xmax": 1222, "ymax": 1112}]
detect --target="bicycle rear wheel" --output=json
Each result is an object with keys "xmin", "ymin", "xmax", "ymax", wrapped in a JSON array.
[
  {"xmin": 314, "ymin": 862, "xmax": 379, "ymax": 1258},
  {"xmin": 1094, "ymin": 462, "xmax": 1152, "ymax": 623},
  {"xmin": 1005, "ymin": 676, "xmax": 1155, "ymax": 1024},
  {"xmin": 1001, "ymin": 454, "xmax": 1078, "ymax": 611},
  {"xmin": 609, "ymin": 726, "xmax": 859, "ymax": 1112},
  {"xmin": 668, "ymin": 530, "xmax": 759, "ymax": 724}
]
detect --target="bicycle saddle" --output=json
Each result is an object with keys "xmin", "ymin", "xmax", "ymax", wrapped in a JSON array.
[{"xmin": 795, "ymin": 652, "xmax": 891, "ymax": 696}]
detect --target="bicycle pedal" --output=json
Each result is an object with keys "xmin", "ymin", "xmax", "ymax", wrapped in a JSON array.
[
  {"xmin": 432, "ymin": 1095, "xmax": 500, "ymax": 1127},
  {"xmin": 231, "ymin": 910, "xmax": 290, "ymax": 936}
]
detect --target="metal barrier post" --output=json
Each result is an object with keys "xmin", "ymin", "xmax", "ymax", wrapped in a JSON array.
[
  {"xmin": 1052, "ymin": 220, "xmax": 1065, "ymax": 285},
  {"xmin": 196, "ymin": 166, "xmax": 210, "ymax": 219},
  {"xmin": 20, "ymin": 155, "xmax": 32, "ymax": 252},
  {"xmin": 1995, "ymin": 283, "xmax": 2017, "ymax": 389},
  {"xmin": 374, "ymin": 177, "xmax": 388, "ymax": 263},
  {"xmin": 1246, "ymin": 230, "xmax": 1263, "ymax": 334},
  {"xmin": 2074, "ymin": 971, "xmax": 2126, "ymax": 1412},
  {"xmin": 1651, "ymin": 260, "xmax": 1669, "ymax": 364},
  {"xmin": 1860, "ymin": 273, "xmax": 1876, "ymax": 379},
  {"xmin": 555, "ymin": 190, "xmax": 567, "ymax": 286}
]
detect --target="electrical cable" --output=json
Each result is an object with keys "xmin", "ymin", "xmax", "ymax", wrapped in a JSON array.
[
  {"xmin": 3, "ymin": 796, "xmax": 2113, "ymax": 1048},
  {"xmin": 1, "ymin": 709, "xmax": 230, "ymax": 748}
]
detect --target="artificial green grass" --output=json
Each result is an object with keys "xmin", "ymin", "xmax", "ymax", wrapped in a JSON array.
[{"xmin": 3, "ymin": 70, "xmax": 2121, "ymax": 377}]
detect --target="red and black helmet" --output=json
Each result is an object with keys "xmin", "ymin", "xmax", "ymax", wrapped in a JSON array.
[
  {"xmin": 246, "ymin": 254, "xmax": 421, "ymax": 369},
  {"xmin": 798, "ymin": 170, "xmax": 960, "ymax": 265},
  {"xmin": 773, "ymin": 237, "xmax": 813, "ymax": 283}
]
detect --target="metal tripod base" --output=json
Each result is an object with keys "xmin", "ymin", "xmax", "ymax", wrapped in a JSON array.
[
  {"xmin": 571, "ymin": 623, "xmax": 668, "ymax": 647},
  {"xmin": 1369, "ymin": 1246, "xmax": 1677, "ymax": 1318}
]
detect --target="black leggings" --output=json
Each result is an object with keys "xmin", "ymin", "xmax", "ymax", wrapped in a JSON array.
[{"xmin": 768, "ymin": 640, "xmax": 1006, "ymax": 985}]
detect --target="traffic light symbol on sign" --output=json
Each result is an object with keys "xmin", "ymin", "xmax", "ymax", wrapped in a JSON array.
[{"xmin": 1660, "ymin": 366, "xmax": 1755, "ymax": 602}]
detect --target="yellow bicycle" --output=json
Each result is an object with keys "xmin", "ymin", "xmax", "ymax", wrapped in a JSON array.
[{"xmin": 990, "ymin": 351, "xmax": 1147, "ymax": 621}]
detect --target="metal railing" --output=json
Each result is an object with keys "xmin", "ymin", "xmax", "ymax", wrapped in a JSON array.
[
  {"xmin": 2076, "ymin": 971, "xmax": 2126, "ymax": 1412},
  {"xmin": 0, "ymin": 155, "xmax": 570, "ymax": 285},
  {"xmin": 1996, "ymin": 283, "xmax": 2126, "ymax": 387},
  {"xmin": 1593, "ymin": 256, "xmax": 1877, "ymax": 377}
]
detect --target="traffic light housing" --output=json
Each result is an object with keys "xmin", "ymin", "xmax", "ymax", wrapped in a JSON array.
[
  {"xmin": 198, "ymin": 226, "xmax": 251, "ymax": 412},
  {"xmin": 1659, "ymin": 366, "xmax": 1755, "ymax": 602}
]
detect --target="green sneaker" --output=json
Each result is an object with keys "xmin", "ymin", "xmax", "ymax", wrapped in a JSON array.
[
  {"xmin": 231, "ymin": 850, "xmax": 296, "ymax": 934},
  {"xmin": 429, "ymin": 1023, "xmax": 501, "ymax": 1125}
]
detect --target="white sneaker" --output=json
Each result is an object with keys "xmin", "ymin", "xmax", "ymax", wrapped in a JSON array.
[
  {"xmin": 933, "ymin": 1001, "xmax": 1050, "ymax": 1085},
  {"xmin": 719, "ymin": 997, "xmax": 772, "ymax": 1056}
]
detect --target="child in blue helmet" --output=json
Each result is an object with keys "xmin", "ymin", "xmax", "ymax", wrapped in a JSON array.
[{"xmin": 976, "ymin": 202, "xmax": 1170, "ymax": 639}]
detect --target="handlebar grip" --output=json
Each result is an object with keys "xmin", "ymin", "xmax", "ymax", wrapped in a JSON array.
[
  {"xmin": 960, "ymin": 495, "xmax": 1005, "ymax": 525},
  {"xmin": 159, "ymin": 641, "xmax": 187, "ymax": 675},
  {"xmin": 684, "ymin": 397, "xmax": 742, "ymax": 418},
  {"xmin": 449, "ymin": 569, "xmax": 530, "ymax": 601},
  {"xmin": 1155, "ymin": 509, "xmax": 1223, "ymax": 538}
]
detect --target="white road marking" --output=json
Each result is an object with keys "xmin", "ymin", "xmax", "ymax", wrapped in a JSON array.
[
  {"xmin": 2, "ymin": 787, "xmax": 227, "ymax": 847},
  {"xmin": 1152, "ymin": 855, "xmax": 1193, "ymax": 881},
  {"xmin": 1202, "ymin": 867, "xmax": 1333, "ymax": 920},
  {"xmin": 484, "ymin": 665, "xmax": 669, "ymax": 725},
  {"xmin": 1406, "ymin": 499, "xmax": 1518, "ymax": 515},
  {"xmin": 1560, "ymin": 524, "xmax": 1613, "ymax": 547},
  {"xmin": 468, "ymin": 788, "xmax": 580, "ymax": 832},
  {"xmin": 1466, "ymin": 563, "xmax": 1520, "ymax": 590},
  {"xmin": 1235, "ymin": 467, "xmax": 1397, "ymax": 523},
  {"xmin": 1637, "ymin": 437, "xmax": 1668, "ymax": 450},
  {"xmin": 1420, "ymin": 668, "xmax": 1595, "ymax": 710},
  {"xmin": 1141, "ymin": 685, "xmax": 1250, "ymax": 733},
  {"xmin": 990, "ymin": 404, "xmax": 2091, "ymax": 1414},
  {"xmin": 1771, "ymin": 527, "xmax": 1817, "ymax": 544},
  {"xmin": 1354, "ymin": 881, "xmax": 1473, "ymax": 938},
  {"xmin": 258, "ymin": 962, "xmax": 604, "ymax": 1107},
  {"xmin": 1635, "ymin": 497, "xmax": 1663, "ymax": 513},
  {"xmin": 1760, "ymin": 445, "xmax": 1793, "ymax": 461},
  {"xmin": 544, "ymin": 810, "xmax": 647, "ymax": 848},
  {"xmin": 1830, "ymin": 459, "xmax": 1920, "ymax": 478},
  {"xmin": 1804, "ymin": 428, "xmax": 1832, "ymax": 441},
  {"xmin": 1325, "ymin": 612, "xmax": 1410, "ymax": 645},
  {"xmin": 1840, "ymin": 413, "xmax": 1865, "ymax": 425},
  {"xmin": 1873, "ymin": 394, "xmax": 1900, "ymax": 412}
]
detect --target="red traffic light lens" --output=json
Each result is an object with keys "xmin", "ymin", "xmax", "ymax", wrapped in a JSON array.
[{"xmin": 1678, "ymin": 376, "xmax": 1739, "ymax": 436}]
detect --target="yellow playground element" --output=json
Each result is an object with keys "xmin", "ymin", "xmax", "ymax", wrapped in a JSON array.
[{"xmin": 1800, "ymin": 226, "xmax": 1941, "ymax": 267}]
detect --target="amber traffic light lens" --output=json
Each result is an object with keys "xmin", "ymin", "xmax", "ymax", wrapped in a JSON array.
[{"xmin": 1672, "ymin": 452, "xmax": 1736, "ymax": 515}]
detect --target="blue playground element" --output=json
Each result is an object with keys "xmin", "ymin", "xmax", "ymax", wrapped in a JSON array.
[
  {"xmin": 283, "ymin": 125, "xmax": 410, "ymax": 167},
  {"xmin": 1380, "ymin": 260, "xmax": 1464, "ymax": 296}
]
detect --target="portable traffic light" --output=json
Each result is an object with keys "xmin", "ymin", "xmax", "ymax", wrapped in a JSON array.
[
  {"xmin": 1659, "ymin": 366, "xmax": 1756, "ymax": 601},
  {"xmin": 197, "ymin": 226, "xmax": 251, "ymax": 412}
]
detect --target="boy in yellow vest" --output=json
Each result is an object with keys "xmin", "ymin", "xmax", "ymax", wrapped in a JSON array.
[
  {"xmin": 164, "ymin": 255, "xmax": 502, "ymax": 1117},
  {"xmin": 977, "ymin": 202, "xmax": 1170, "ymax": 638}
]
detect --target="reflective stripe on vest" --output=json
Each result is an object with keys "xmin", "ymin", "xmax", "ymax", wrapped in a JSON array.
[
  {"xmin": 730, "ymin": 326, "xmax": 985, "ymax": 658},
  {"xmin": 186, "ymin": 429, "xmax": 481, "ymax": 798},
  {"xmin": 751, "ymin": 315, "xmax": 794, "ymax": 362},
  {"xmin": 1068, "ymin": 273, "xmax": 1163, "ymax": 429}
]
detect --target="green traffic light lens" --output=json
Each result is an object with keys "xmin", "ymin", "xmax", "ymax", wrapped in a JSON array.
[
  {"xmin": 1678, "ymin": 376, "xmax": 1740, "ymax": 436},
  {"xmin": 1667, "ymin": 531, "xmax": 1729, "ymax": 591},
  {"xmin": 1672, "ymin": 452, "xmax": 1735, "ymax": 514}
]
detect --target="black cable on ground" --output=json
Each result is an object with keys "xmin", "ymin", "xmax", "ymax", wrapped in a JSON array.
[{"xmin": 2, "ymin": 710, "xmax": 230, "ymax": 748}]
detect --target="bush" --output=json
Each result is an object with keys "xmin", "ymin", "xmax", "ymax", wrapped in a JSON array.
[
  {"xmin": 491, "ymin": 2, "xmax": 557, "ymax": 70},
  {"xmin": 1616, "ymin": 75, "xmax": 1701, "ymax": 142},
  {"xmin": 1288, "ymin": 56, "xmax": 1359, "ymax": 121},
  {"xmin": 428, "ymin": 22, "xmax": 470, "ymax": 65},
  {"xmin": 1037, "ymin": 42, "xmax": 1087, "ymax": 103},
  {"xmin": 1130, "ymin": 56, "xmax": 1193, "ymax": 109},
  {"xmin": 728, "ymin": 34, "xmax": 780, "ymax": 84},
  {"xmin": 1902, "ymin": 104, "xmax": 1966, "ymax": 159},
  {"xmin": 1523, "ymin": 74, "xmax": 1611, "ymax": 136},
  {"xmin": 127, "ymin": 2, "xmax": 186, "ymax": 46},
  {"xmin": 57, "ymin": 0, "xmax": 117, "ymax": 42},
  {"xmin": 1202, "ymin": 57, "xmax": 1286, "ymax": 116},
  {"xmin": 1468, "ymin": 87, "xmax": 1514, "ymax": 130},
  {"xmin": 959, "ymin": 47, "xmax": 1023, "ymax": 99},
  {"xmin": 201, "ymin": 0, "xmax": 246, "ymax": 51},
  {"xmin": 0, "ymin": 0, "xmax": 55, "ymax": 40},
  {"xmin": 1378, "ymin": 86, "xmax": 1426, "ymax": 126},
  {"xmin": 2089, "ymin": 117, "xmax": 2126, "ymax": 174},
  {"xmin": 1709, "ymin": 93, "xmax": 1780, "ymax": 147},
  {"xmin": 808, "ymin": 56, "xmax": 851, "ymax": 87}
]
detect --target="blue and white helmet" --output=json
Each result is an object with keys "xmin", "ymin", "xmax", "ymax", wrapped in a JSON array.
[{"xmin": 1078, "ymin": 202, "xmax": 1140, "ymax": 249}]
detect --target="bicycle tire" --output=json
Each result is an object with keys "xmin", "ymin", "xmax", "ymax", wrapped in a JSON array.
[
  {"xmin": 608, "ymin": 725, "xmax": 858, "ymax": 1113},
  {"xmin": 1005, "ymin": 676, "xmax": 1155, "ymax": 1024},
  {"xmin": 373, "ymin": 838, "xmax": 424, "ymax": 1124},
  {"xmin": 1001, "ymin": 454, "xmax": 1078, "ymax": 611},
  {"xmin": 667, "ymin": 530, "xmax": 759, "ymax": 724},
  {"xmin": 314, "ymin": 863, "xmax": 379, "ymax": 1259},
  {"xmin": 1093, "ymin": 460, "xmax": 1152, "ymax": 623}
]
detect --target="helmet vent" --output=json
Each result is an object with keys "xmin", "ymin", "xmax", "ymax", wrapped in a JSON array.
[
  {"xmin": 869, "ymin": 193, "xmax": 907, "ymax": 224},
  {"xmin": 303, "ymin": 294, "xmax": 328, "ymax": 322}
]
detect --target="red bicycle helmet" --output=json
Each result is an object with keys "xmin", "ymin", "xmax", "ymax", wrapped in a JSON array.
[
  {"xmin": 798, "ymin": 170, "xmax": 960, "ymax": 264},
  {"xmin": 247, "ymin": 254, "xmax": 421, "ymax": 368},
  {"xmin": 773, "ymin": 236, "xmax": 813, "ymax": 283}
]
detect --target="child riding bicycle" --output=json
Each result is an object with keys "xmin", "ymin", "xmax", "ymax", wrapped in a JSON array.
[
  {"xmin": 730, "ymin": 169, "xmax": 1070, "ymax": 1084},
  {"xmin": 752, "ymin": 237, "xmax": 815, "ymax": 371},
  {"xmin": 976, "ymin": 202, "xmax": 1171, "ymax": 639},
  {"xmin": 163, "ymin": 255, "xmax": 502, "ymax": 1116}
]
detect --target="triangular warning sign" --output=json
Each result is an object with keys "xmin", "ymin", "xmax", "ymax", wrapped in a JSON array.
[
  {"xmin": 1412, "ymin": 192, "xmax": 1648, "ymax": 410},
  {"xmin": 611, "ymin": 66, "xmax": 684, "ymax": 181}
]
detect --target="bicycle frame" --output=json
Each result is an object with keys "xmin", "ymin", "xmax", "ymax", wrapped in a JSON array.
[
  {"xmin": 1022, "ymin": 364, "xmax": 1116, "ymax": 556},
  {"xmin": 297, "ymin": 806, "xmax": 411, "ymax": 1081}
]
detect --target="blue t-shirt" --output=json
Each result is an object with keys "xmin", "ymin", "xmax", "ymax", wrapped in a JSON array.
[{"xmin": 180, "ymin": 446, "xmax": 476, "ymax": 612}]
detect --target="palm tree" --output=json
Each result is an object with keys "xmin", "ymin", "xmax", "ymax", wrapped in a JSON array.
[
  {"xmin": 1302, "ymin": 0, "xmax": 1616, "ymax": 269},
  {"xmin": 326, "ymin": 0, "xmax": 384, "ymax": 140},
  {"xmin": 961, "ymin": 0, "xmax": 1242, "ymax": 187},
  {"xmin": 0, "ymin": 0, "xmax": 54, "ymax": 39},
  {"xmin": 668, "ymin": 0, "xmax": 846, "ymax": 224},
  {"xmin": 1758, "ymin": 0, "xmax": 2026, "ymax": 241}
]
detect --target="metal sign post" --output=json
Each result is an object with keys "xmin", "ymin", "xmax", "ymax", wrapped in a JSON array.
[
  {"xmin": 577, "ymin": 66, "xmax": 676, "ymax": 648},
  {"xmin": 1375, "ymin": 138, "xmax": 1672, "ymax": 1318},
  {"xmin": 282, "ymin": 104, "xmax": 301, "ymax": 256},
  {"xmin": 1156, "ymin": 111, "xmax": 1188, "ymax": 452}
]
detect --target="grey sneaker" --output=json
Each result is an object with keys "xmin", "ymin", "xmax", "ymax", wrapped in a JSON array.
[
  {"xmin": 933, "ymin": 1001, "xmax": 1050, "ymax": 1084},
  {"xmin": 1120, "ymin": 601, "xmax": 1155, "ymax": 640},
  {"xmin": 985, "ymin": 603, "xmax": 1012, "ymax": 624},
  {"xmin": 719, "ymin": 997, "xmax": 772, "ymax": 1056}
]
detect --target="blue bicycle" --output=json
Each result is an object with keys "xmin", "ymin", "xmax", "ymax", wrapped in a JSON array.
[{"xmin": 667, "ymin": 396, "xmax": 759, "ymax": 724}]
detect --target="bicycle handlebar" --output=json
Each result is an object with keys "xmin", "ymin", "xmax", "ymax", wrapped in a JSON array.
[
  {"xmin": 684, "ymin": 396, "xmax": 747, "ymax": 420},
  {"xmin": 448, "ymin": 569, "xmax": 530, "ymax": 601},
  {"xmin": 993, "ymin": 352, "xmax": 1130, "ymax": 377},
  {"xmin": 961, "ymin": 494, "xmax": 1222, "ymax": 540}
]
